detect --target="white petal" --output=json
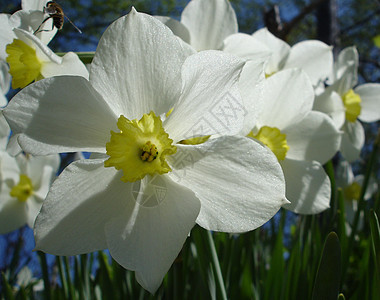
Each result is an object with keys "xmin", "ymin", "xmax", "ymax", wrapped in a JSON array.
[
  {"xmin": 9, "ymin": 10, "xmax": 57, "ymax": 45},
  {"xmin": 257, "ymin": 69, "xmax": 314, "ymax": 130},
  {"xmin": 105, "ymin": 175, "xmax": 200, "ymax": 293},
  {"xmin": 356, "ymin": 83, "xmax": 380, "ymax": 123},
  {"xmin": 0, "ymin": 13, "xmax": 14, "ymax": 60},
  {"xmin": 0, "ymin": 150, "xmax": 20, "ymax": 183},
  {"xmin": 0, "ymin": 112, "xmax": 10, "ymax": 149},
  {"xmin": 34, "ymin": 159, "xmax": 125, "ymax": 254},
  {"xmin": 285, "ymin": 111, "xmax": 341, "ymax": 164},
  {"xmin": 340, "ymin": 120, "xmax": 365, "ymax": 162},
  {"xmin": 164, "ymin": 50, "xmax": 245, "ymax": 142},
  {"xmin": 0, "ymin": 61, "xmax": 11, "ymax": 104},
  {"xmin": 41, "ymin": 51, "xmax": 89, "ymax": 79},
  {"xmin": 22, "ymin": 0, "xmax": 48, "ymax": 11},
  {"xmin": 6, "ymin": 134, "xmax": 23, "ymax": 156},
  {"xmin": 14, "ymin": 28, "xmax": 61, "ymax": 64},
  {"xmin": 181, "ymin": 0, "xmax": 238, "ymax": 50},
  {"xmin": 27, "ymin": 154, "xmax": 60, "ymax": 193},
  {"xmin": 329, "ymin": 62, "xmax": 356, "ymax": 96},
  {"xmin": 281, "ymin": 159, "xmax": 331, "ymax": 214},
  {"xmin": 238, "ymin": 60, "xmax": 266, "ymax": 134},
  {"xmin": 90, "ymin": 9, "xmax": 187, "ymax": 119},
  {"xmin": 284, "ymin": 40, "xmax": 333, "ymax": 86},
  {"xmin": 356, "ymin": 175, "xmax": 378, "ymax": 201},
  {"xmin": 222, "ymin": 33, "xmax": 272, "ymax": 61},
  {"xmin": 329, "ymin": 46, "xmax": 358, "ymax": 84},
  {"xmin": 26, "ymin": 195, "xmax": 43, "ymax": 228},
  {"xmin": 335, "ymin": 159, "xmax": 354, "ymax": 188},
  {"xmin": 168, "ymin": 136, "xmax": 287, "ymax": 232},
  {"xmin": 313, "ymin": 89, "xmax": 345, "ymax": 129},
  {"xmin": 251, "ymin": 28, "xmax": 290, "ymax": 74},
  {"xmin": 154, "ymin": 16, "xmax": 191, "ymax": 45},
  {"xmin": 3, "ymin": 76, "xmax": 117, "ymax": 155}
]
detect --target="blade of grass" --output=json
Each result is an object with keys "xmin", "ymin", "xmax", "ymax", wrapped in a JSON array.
[
  {"xmin": 37, "ymin": 251, "xmax": 51, "ymax": 300},
  {"xmin": 369, "ymin": 209, "xmax": 380, "ymax": 281},
  {"xmin": 312, "ymin": 232, "xmax": 341, "ymax": 300}
]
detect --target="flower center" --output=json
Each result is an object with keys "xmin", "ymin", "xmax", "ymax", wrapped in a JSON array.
[
  {"xmin": 6, "ymin": 39, "xmax": 43, "ymax": 89},
  {"xmin": 141, "ymin": 141, "xmax": 158, "ymax": 162},
  {"xmin": 10, "ymin": 174, "xmax": 34, "ymax": 202},
  {"xmin": 344, "ymin": 181, "xmax": 361, "ymax": 201},
  {"xmin": 248, "ymin": 126, "xmax": 289, "ymax": 161},
  {"xmin": 342, "ymin": 89, "xmax": 361, "ymax": 123},
  {"xmin": 104, "ymin": 111, "xmax": 177, "ymax": 182}
]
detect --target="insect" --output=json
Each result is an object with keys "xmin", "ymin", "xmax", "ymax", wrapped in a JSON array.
[{"xmin": 34, "ymin": 1, "xmax": 82, "ymax": 34}]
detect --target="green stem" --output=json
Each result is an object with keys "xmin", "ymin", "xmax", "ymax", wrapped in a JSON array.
[
  {"xmin": 342, "ymin": 128, "xmax": 380, "ymax": 282},
  {"xmin": 205, "ymin": 230, "xmax": 228, "ymax": 300},
  {"xmin": 37, "ymin": 251, "xmax": 51, "ymax": 300}
]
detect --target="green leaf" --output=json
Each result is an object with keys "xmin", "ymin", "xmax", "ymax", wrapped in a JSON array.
[
  {"xmin": 312, "ymin": 232, "xmax": 341, "ymax": 300},
  {"xmin": 369, "ymin": 209, "xmax": 380, "ymax": 280}
]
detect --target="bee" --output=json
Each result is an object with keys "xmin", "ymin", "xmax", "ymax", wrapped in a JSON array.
[{"xmin": 34, "ymin": 1, "xmax": 82, "ymax": 34}]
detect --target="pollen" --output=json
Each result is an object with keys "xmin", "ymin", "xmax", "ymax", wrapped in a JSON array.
[
  {"xmin": 10, "ymin": 174, "xmax": 34, "ymax": 202},
  {"xmin": 6, "ymin": 39, "xmax": 43, "ymax": 89},
  {"xmin": 141, "ymin": 141, "xmax": 158, "ymax": 162},
  {"xmin": 248, "ymin": 126, "xmax": 289, "ymax": 161},
  {"xmin": 104, "ymin": 111, "xmax": 177, "ymax": 182},
  {"xmin": 342, "ymin": 89, "xmax": 362, "ymax": 123}
]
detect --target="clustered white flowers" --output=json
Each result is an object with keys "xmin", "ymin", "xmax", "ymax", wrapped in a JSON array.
[{"xmin": 0, "ymin": 0, "xmax": 379, "ymax": 294}]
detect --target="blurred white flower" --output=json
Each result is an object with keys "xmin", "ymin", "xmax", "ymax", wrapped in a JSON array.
[
  {"xmin": 314, "ymin": 47, "xmax": 380, "ymax": 162},
  {"xmin": 226, "ymin": 28, "xmax": 333, "ymax": 88},
  {"xmin": 240, "ymin": 66, "xmax": 341, "ymax": 214},
  {"xmin": 0, "ymin": 150, "xmax": 60, "ymax": 234},
  {"xmin": 336, "ymin": 159, "xmax": 378, "ymax": 229},
  {"xmin": 6, "ymin": 28, "xmax": 88, "ymax": 89},
  {"xmin": 0, "ymin": 2, "xmax": 88, "ymax": 89},
  {"xmin": 0, "ymin": 2, "xmax": 56, "ymax": 60}
]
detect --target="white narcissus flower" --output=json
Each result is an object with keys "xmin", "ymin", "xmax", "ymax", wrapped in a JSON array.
[
  {"xmin": 240, "ymin": 66, "xmax": 342, "ymax": 214},
  {"xmin": 336, "ymin": 160, "xmax": 378, "ymax": 229},
  {"xmin": 314, "ymin": 46, "xmax": 380, "ymax": 162},
  {"xmin": 0, "ymin": 60, "xmax": 11, "ymax": 107},
  {"xmin": 0, "ymin": 3, "xmax": 56, "ymax": 60},
  {"xmin": 5, "ymin": 28, "xmax": 88, "ymax": 89},
  {"xmin": 3, "ymin": 10, "xmax": 287, "ymax": 293},
  {"xmin": 223, "ymin": 28, "xmax": 333, "ymax": 88},
  {"xmin": 1, "ymin": 2, "xmax": 88, "ymax": 89},
  {"xmin": 0, "ymin": 151, "xmax": 60, "ymax": 234}
]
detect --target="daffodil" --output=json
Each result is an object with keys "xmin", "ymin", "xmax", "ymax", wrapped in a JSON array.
[
  {"xmin": 240, "ymin": 66, "xmax": 341, "ymax": 214},
  {"xmin": 0, "ymin": 2, "xmax": 56, "ymax": 61},
  {"xmin": 224, "ymin": 28, "xmax": 333, "ymax": 87},
  {"xmin": 4, "ymin": 9, "xmax": 287, "ymax": 293},
  {"xmin": 0, "ymin": 150, "xmax": 60, "ymax": 234},
  {"xmin": 336, "ymin": 159, "xmax": 378, "ymax": 230},
  {"xmin": 0, "ymin": 60, "xmax": 11, "ymax": 107},
  {"xmin": 314, "ymin": 46, "xmax": 380, "ymax": 161},
  {"xmin": 0, "ymin": 3, "xmax": 88, "ymax": 89},
  {"xmin": 157, "ymin": 0, "xmax": 332, "ymax": 88},
  {"xmin": 5, "ymin": 28, "xmax": 88, "ymax": 89}
]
